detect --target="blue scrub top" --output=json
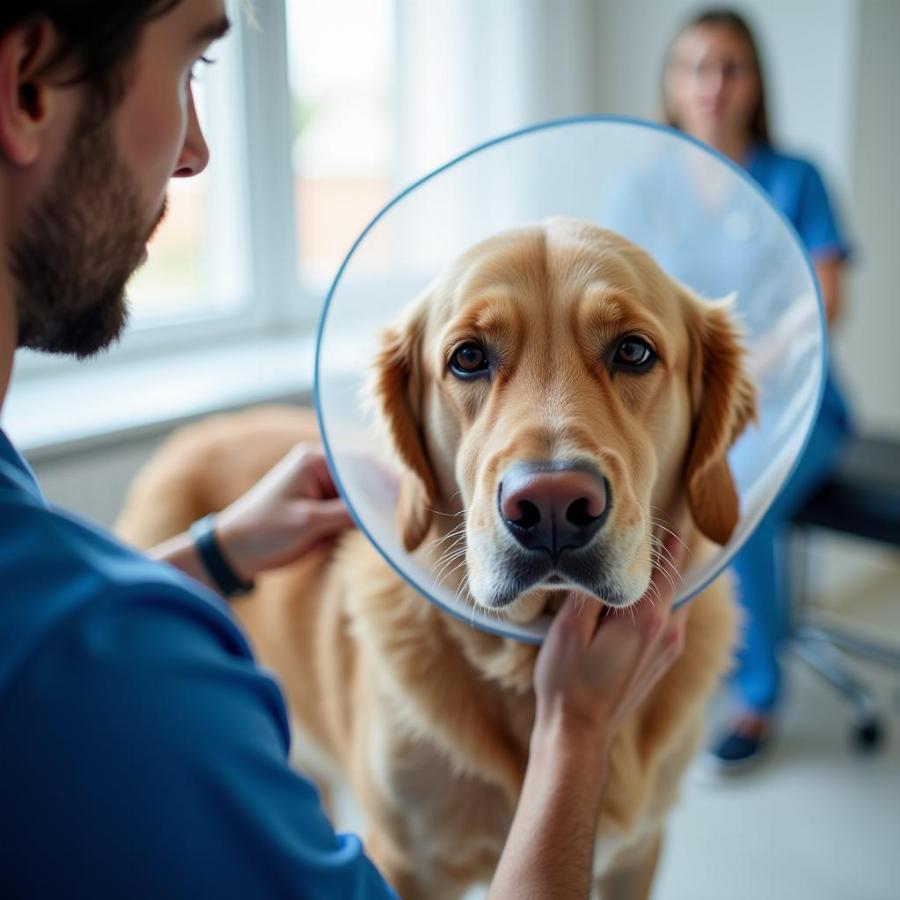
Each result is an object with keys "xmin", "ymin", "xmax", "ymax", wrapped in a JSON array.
[
  {"xmin": 603, "ymin": 139, "xmax": 852, "ymax": 427},
  {"xmin": 744, "ymin": 143, "xmax": 850, "ymax": 263},
  {"xmin": 0, "ymin": 429, "xmax": 396, "ymax": 899},
  {"xmin": 745, "ymin": 143, "xmax": 851, "ymax": 424}
]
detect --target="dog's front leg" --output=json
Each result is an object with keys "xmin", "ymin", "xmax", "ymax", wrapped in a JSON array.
[{"xmin": 593, "ymin": 827, "xmax": 663, "ymax": 900}]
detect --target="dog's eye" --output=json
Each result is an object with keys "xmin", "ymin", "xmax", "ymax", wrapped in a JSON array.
[
  {"xmin": 450, "ymin": 342, "xmax": 490, "ymax": 378},
  {"xmin": 613, "ymin": 336, "xmax": 656, "ymax": 370}
]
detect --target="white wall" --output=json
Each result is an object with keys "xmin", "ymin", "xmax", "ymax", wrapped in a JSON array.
[
  {"xmin": 839, "ymin": 0, "xmax": 900, "ymax": 437},
  {"xmin": 34, "ymin": 435, "xmax": 168, "ymax": 529}
]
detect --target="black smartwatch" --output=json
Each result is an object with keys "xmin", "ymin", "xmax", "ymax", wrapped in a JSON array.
[{"xmin": 189, "ymin": 513, "xmax": 254, "ymax": 598}]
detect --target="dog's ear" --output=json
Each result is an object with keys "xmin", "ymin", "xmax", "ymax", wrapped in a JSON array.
[
  {"xmin": 372, "ymin": 299, "xmax": 439, "ymax": 552},
  {"xmin": 683, "ymin": 290, "xmax": 758, "ymax": 545}
]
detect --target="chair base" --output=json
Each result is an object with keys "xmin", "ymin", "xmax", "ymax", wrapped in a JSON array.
[{"xmin": 790, "ymin": 616, "xmax": 899, "ymax": 752}]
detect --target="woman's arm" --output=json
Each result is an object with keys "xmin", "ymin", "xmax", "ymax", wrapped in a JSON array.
[{"xmin": 815, "ymin": 255, "xmax": 845, "ymax": 327}]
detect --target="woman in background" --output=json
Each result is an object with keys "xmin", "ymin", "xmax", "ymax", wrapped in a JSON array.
[{"xmin": 662, "ymin": 8, "xmax": 854, "ymax": 771}]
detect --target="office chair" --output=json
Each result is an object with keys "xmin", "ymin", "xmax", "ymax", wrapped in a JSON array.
[{"xmin": 790, "ymin": 435, "xmax": 900, "ymax": 750}]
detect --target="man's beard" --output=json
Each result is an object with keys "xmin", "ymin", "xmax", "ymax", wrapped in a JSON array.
[{"xmin": 10, "ymin": 108, "xmax": 167, "ymax": 359}]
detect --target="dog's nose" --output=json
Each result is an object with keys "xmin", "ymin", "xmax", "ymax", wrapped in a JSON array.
[{"xmin": 498, "ymin": 463, "xmax": 610, "ymax": 558}]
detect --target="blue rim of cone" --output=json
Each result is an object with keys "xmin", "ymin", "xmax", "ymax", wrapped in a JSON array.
[{"xmin": 313, "ymin": 114, "xmax": 828, "ymax": 645}]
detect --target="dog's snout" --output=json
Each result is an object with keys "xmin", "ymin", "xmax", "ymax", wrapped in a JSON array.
[{"xmin": 499, "ymin": 463, "xmax": 610, "ymax": 559}]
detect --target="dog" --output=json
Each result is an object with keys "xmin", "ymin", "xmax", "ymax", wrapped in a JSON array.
[{"xmin": 117, "ymin": 217, "xmax": 756, "ymax": 899}]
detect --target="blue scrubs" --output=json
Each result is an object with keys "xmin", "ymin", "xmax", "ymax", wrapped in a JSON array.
[
  {"xmin": 0, "ymin": 430, "xmax": 397, "ymax": 899},
  {"xmin": 602, "ymin": 139, "xmax": 852, "ymax": 713},
  {"xmin": 732, "ymin": 144, "xmax": 852, "ymax": 712}
]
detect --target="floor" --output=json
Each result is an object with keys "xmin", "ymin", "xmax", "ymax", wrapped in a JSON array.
[{"xmin": 653, "ymin": 597, "xmax": 900, "ymax": 900}]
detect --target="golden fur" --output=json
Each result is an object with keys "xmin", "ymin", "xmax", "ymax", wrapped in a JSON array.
[{"xmin": 117, "ymin": 218, "xmax": 756, "ymax": 899}]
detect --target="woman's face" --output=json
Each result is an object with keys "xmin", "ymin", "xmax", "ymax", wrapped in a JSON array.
[{"xmin": 665, "ymin": 25, "xmax": 760, "ymax": 144}]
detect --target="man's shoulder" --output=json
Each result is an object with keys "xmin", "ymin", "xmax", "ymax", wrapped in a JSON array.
[{"xmin": 0, "ymin": 478, "xmax": 253, "ymax": 701}]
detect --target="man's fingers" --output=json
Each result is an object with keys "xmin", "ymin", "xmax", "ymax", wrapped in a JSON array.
[
  {"xmin": 552, "ymin": 592, "xmax": 603, "ymax": 646},
  {"xmin": 305, "ymin": 498, "xmax": 354, "ymax": 536}
]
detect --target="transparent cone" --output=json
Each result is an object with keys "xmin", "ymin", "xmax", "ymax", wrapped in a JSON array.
[{"xmin": 315, "ymin": 117, "xmax": 826, "ymax": 643}]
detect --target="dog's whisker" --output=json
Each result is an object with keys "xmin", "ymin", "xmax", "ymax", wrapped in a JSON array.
[
  {"xmin": 435, "ymin": 560, "xmax": 465, "ymax": 584},
  {"xmin": 646, "ymin": 538, "xmax": 682, "ymax": 585},
  {"xmin": 429, "ymin": 540, "xmax": 464, "ymax": 563},
  {"xmin": 649, "ymin": 556, "xmax": 678, "ymax": 593},
  {"xmin": 433, "ymin": 554, "xmax": 469, "ymax": 585},
  {"xmin": 434, "ymin": 544, "xmax": 468, "ymax": 565},
  {"xmin": 637, "ymin": 549, "xmax": 679, "ymax": 597},
  {"xmin": 427, "ymin": 507, "xmax": 465, "ymax": 519},
  {"xmin": 656, "ymin": 548, "xmax": 682, "ymax": 585},
  {"xmin": 434, "ymin": 562, "xmax": 468, "ymax": 590},
  {"xmin": 427, "ymin": 535, "xmax": 465, "ymax": 555},
  {"xmin": 424, "ymin": 531, "xmax": 464, "ymax": 555},
  {"xmin": 647, "ymin": 512, "xmax": 689, "ymax": 552},
  {"xmin": 433, "ymin": 546, "xmax": 465, "ymax": 568},
  {"xmin": 431, "ymin": 521, "xmax": 468, "ymax": 541}
]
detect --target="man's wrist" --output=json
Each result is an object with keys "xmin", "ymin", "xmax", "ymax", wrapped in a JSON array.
[
  {"xmin": 211, "ymin": 513, "xmax": 258, "ymax": 584},
  {"xmin": 189, "ymin": 514, "xmax": 255, "ymax": 598},
  {"xmin": 532, "ymin": 708, "xmax": 614, "ymax": 770}
]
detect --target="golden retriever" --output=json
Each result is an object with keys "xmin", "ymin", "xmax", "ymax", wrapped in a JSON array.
[{"xmin": 116, "ymin": 217, "xmax": 756, "ymax": 899}]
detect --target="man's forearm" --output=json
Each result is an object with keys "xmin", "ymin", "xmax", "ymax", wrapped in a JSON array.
[
  {"xmin": 148, "ymin": 531, "xmax": 221, "ymax": 594},
  {"xmin": 488, "ymin": 718, "xmax": 609, "ymax": 900}
]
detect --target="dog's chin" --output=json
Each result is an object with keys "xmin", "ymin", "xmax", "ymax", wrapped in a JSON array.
[
  {"xmin": 497, "ymin": 586, "xmax": 580, "ymax": 625},
  {"xmin": 476, "ymin": 573, "xmax": 640, "ymax": 624},
  {"xmin": 464, "ymin": 536, "xmax": 657, "ymax": 623}
]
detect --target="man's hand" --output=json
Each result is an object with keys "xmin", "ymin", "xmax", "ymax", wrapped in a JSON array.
[
  {"xmin": 488, "ymin": 536, "xmax": 688, "ymax": 900},
  {"xmin": 533, "ymin": 535, "xmax": 688, "ymax": 752},
  {"xmin": 214, "ymin": 443, "xmax": 353, "ymax": 582}
]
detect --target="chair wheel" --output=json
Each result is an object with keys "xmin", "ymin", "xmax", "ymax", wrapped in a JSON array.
[{"xmin": 852, "ymin": 717, "xmax": 885, "ymax": 752}]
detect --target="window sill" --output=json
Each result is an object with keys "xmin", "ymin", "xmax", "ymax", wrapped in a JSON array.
[{"xmin": 4, "ymin": 333, "xmax": 317, "ymax": 463}]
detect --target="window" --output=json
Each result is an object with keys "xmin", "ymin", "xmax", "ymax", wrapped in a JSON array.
[
  {"xmin": 5, "ymin": 1, "xmax": 396, "ymax": 451},
  {"xmin": 286, "ymin": 0, "xmax": 396, "ymax": 288},
  {"xmin": 126, "ymin": 34, "xmax": 251, "ymax": 326}
]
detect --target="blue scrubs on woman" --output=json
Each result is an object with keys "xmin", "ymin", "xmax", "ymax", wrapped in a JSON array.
[
  {"xmin": 0, "ymin": 430, "xmax": 397, "ymax": 898},
  {"xmin": 602, "ymin": 139, "xmax": 852, "ymax": 715},
  {"xmin": 732, "ymin": 143, "xmax": 852, "ymax": 713}
]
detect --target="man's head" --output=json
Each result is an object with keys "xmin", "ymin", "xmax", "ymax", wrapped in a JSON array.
[{"xmin": 0, "ymin": 0, "xmax": 229, "ymax": 357}]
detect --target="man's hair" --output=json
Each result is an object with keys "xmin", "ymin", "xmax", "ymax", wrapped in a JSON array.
[
  {"xmin": 662, "ymin": 7, "xmax": 771, "ymax": 145},
  {"xmin": 1, "ymin": 1, "xmax": 181, "ymax": 114}
]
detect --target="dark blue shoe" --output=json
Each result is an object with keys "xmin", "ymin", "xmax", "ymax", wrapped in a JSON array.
[{"xmin": 701, "ymin": 726, "xmax": 771, "ymax": 775}]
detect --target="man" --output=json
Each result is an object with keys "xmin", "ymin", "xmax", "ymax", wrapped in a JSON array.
[{"xmin": 0, "ymin": 2, "xmax": 687, "ymax": 897}]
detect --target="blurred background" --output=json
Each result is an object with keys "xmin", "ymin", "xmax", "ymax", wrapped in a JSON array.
[{"xmin": 4, "ymin": 2, "xmax": 898, "ymax": 897}]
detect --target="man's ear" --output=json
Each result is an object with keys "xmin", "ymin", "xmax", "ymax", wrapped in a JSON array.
[
  {"xmin": 0, "ymin": 18, "xmax": 67, "ymax": 166},
  {"xmin": 371, "ymin": 297, "xmax": 438, "ymax": 552},
  {"xmin": 683, "ymin": 290, "xmax": 758, "ymax": 545}
]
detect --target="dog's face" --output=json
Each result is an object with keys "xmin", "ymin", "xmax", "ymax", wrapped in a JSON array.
[{"xmin": 374, "ymin": 218, "xmax": 755, "ymax": 618}]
